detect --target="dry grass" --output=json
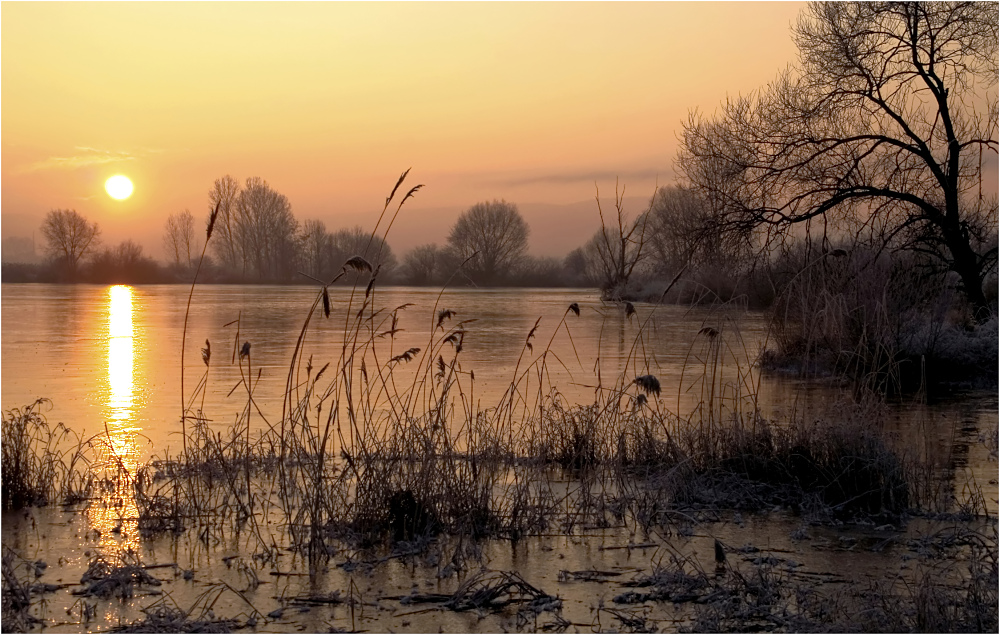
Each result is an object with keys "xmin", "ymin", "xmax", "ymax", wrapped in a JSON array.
[
  {"xmin": 1, "ymin": 546, "xmax": 40, "ymax": 632},
  {"xmin": 1, "ymin": 399, "xmax": 93, "ymax": 510},
  {"xmin": 75, "ymin": 553, "xmax": 163, "ymax": 599}
]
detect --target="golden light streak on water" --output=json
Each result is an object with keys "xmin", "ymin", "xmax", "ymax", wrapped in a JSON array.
[
  {"xmin": 108, "ymin": 285, "xmax": 135, "ymax": 424},
  {"xmin": 91, "ymin": 284, "xmax": 141, "ymax": 552}
]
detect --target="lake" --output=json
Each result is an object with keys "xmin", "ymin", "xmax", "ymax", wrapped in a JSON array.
[{"xmin": 1, "ymin": 282, "xmax": 996, "ymax": 505}]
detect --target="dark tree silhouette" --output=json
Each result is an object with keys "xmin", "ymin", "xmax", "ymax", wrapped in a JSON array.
[
  {"xmin": 400, "ymin": 244, "xmax": 442, "ymax": 285},
  {"xmin": 447, "ymin": 199, "xmax": 529, "ymax": 284},
  {"xmin": 647, "ymin": 184, "xmax": 745, "ymax": 276},
  {"xmin": 328, "ymin": 226, "xmax": 397, "ymax": 281},
  {"xmin": 679, "ymin": 1, "xmax": 998, "ymax": 320},
  {"xmin": 587, "ymin": 184, "xmax": 651, "ymax": 296},
  {"xmin": 163, "ymin": 209, "xmax": 197, "ymax": 266},
  {"xmin": 299, "ymin": 219, "xmax": 330, "ymax": 280},
  {"xmin": 235, "ymin": 177, "xmax": 298, "ymax": 280},
  {"xmin": 208, "ymin": 175, "xmax": 243, "ymax": 272},
  {"xmin": 39, "ymin": 209, "xmax": 101, "ymax": 274}
]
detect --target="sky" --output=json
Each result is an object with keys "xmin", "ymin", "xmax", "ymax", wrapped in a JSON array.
[{"xmin": 2, "ymin": 2, "xmax": 806, "ymax": 258}]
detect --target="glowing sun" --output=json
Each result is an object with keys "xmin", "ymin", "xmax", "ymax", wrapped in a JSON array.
[{"xmin": 105, "ymin": 175, "xmax": 134, "ymax": 200}]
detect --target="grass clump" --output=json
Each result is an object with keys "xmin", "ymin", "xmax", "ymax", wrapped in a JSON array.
[
  {"xmin": 661, "ymin": 408, "xmax": 910, "ymax": 517},
  {"xmin": 1, "ymin": 546, "xmax": 40, "ymax": 632},
  {"xmin": 76, "ymin": 553, "xmax": 162, "ymax": 599},
  {"xmin": 1, "ymin": 399, "xmax": 92, "ymax": 510},
  {"xmin": 113, "ymin": 606, "xmax": 238, "ymax": 634},
  {"xmin": 111, "ymin": 585, "xmax": 260, "ymax": 634}
]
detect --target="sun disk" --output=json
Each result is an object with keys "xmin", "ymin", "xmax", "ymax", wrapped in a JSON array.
[{"xmin": 105, "ymin": 175, "xmax": 134, "ymax": 200}]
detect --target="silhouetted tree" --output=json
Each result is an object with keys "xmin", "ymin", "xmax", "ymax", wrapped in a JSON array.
[
  {"xmin": 563, "ymin": 246, "xmax": 595, "ymax": 286},
  {"xmin": 679, "ymin": 1, "xmax": 998, "ymax": 320},
  {"xmin": 39, "ymin": 209, "xmax": 101, "ymax": 275},
  {"xmin": 163, "ymin": 209, "xmax": 197, "ymax": 266},
  {"xmin": 328, "ymin": 226, "xmax": 397, "ymax": 282},
  {"xmin": 88, "ymin": 240, "xmax": 161, "ymax": 283},
  {"xmin": 647, "ymin": 184, "xmax": 747, "ymax": 277},
  {"xmin": 400, "ymin": 244, "xmax": 442, "ymax": 285},
  {"xmin": 235, "ymin": 177, "xmax": 299, "ymax": 280},
  {"xmin": 208, "ymin": 175, "xmax": 243, "ymax": 272},
  {"xmin": 301, "ymin": 219, "xmax": 331, "ymax": 280},
  {"xmin": 447, "ymin": 199, "xmax": 529, "ymax": 285},
  {"xmin": 588, "ymin": 184, "xmax": 651, "ymax": 296}
]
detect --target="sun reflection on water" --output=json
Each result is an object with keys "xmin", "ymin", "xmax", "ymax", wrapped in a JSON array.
[
  {"xmin": 91, "ymin": 285, "xmax": 142, "ymax": 552},
  {"xmin": 108, "ymin": 285, "xmax": 135, "ymax": 425}
]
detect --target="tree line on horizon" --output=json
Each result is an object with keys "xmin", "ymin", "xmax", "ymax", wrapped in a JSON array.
[
  {"xmin": 3, "ymin": 168, "xmax": 766, "ymax": 295},
  {"xmin": 1, "ymin": 180, "xmax": 616, "ymax": 288}
]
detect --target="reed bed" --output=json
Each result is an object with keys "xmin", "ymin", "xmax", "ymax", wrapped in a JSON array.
[
  {"xmin": 1, "ymin": 399, "xmax": 93, "ymax": 510},
  {"xmin": 0, "ymin": 220, "xmax": 973, "ymax": 552}
]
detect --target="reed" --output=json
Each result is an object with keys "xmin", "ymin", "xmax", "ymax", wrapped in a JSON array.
[{"xmin": 1, "ymin": 399, "xmax": 93, "ymax": 510}]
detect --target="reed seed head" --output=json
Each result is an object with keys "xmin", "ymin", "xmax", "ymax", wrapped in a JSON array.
[
  {"xmin": 633, "ymin": 374, "xmax": 661, "ymax": 397},
  {"xmin": 437, "ymin": 309, "xmax": 456, "ymax": 329},
  {"xmin": 206, "ymin": 202, "xmax": 220, "ymax": 241},
  {"xmin": 343, "ymin": 256, "xmax": 373, "ymax": 273}
]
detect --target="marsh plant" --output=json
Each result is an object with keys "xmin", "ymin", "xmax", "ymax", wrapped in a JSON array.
[{"xmin": 1, "ymin": 399, "xmax": 93, "ymax": 510}]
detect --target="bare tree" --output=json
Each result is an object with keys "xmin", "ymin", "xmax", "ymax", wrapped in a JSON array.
[
  {"xmin": 447, "ymin": 199, "xmax": 529, "ymax": 284},
  {"xmin": 588, "ymin": 184, "xmax": 651, "ymax": 295},
  {"xmin": 647, "ymin": 185, "xmax": 751, "ymax": 276},
  {"xmin": 679, "ymin": 1, "xmax": 998, "ymax": 320},
  {"xmin": 235, "ymin": 177, "xmax": 299, "ymax": 280},
  {"xmin": 648, "ymin": 185, "xmax": 713, "ymax": 275},
  {"xmin": 400, "ymin": 244, "xmax": 441, "ymax": 285},
  {"xmin": 563, "ymin": 246, "xmax": 596, "ymax": 286},
  {"xmin": 39, "ymin": 209, "xmax": 101, "ymax": 273},
  {"xmin": 301, "ymin": 219, "xmax": 331, "ymax": 279},
  {"xmin": 327, "ymin": 226, "xmax": 397, "ymax": 281},
  {"xmin": 163, "ymin": 209, "xmax": 197, "ymax": 266},
  {"xmin": 208, "ymin": 175, "xmax": 242, "ymax": 272}
]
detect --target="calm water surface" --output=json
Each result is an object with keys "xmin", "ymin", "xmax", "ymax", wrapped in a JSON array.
[
  {"xmin": 2, "ymin": 284, "xmax": 763, "ymax": 451},
  {"xmin": 2, "ymin": 283, "xmax": 996, "ymax": 509}
]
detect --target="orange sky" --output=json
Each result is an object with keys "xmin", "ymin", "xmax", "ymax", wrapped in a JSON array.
[{"xmin": 2, "ymin": 2, "xmax": 806, "ymax": 257}]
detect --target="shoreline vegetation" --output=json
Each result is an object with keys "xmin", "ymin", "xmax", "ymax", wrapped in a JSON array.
[{"xmin": 2, "ymin": 171, "xmax": 997, "ymax": 633}]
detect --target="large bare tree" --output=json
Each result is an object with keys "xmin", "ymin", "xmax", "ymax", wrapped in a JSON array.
[
  {"xmin": 235, "ymin": 177, "xmax": 299, "ymax": 280},
  {"xmin": 327, "ymin": 226, "xmax": 397, "ymax": 281},
  {"xmin": 400, "ymin": 244, "xmax": 442, "ymax": 285},
  {"xmin": 39, "ymin": 209, "xmax": 101, "ymax": 273},
  {"xmin": 163, "ymin": 209, "xmax": 197, "ymax": 266},
  {"xmin": 647, "ymin": 185, "xmax": 721, "ymax": 276},
  {"xmin": 208, "ymin": 175, "xmax": 243, "ymax": 272},
  {"xmin": 679, "ymin": 1, "xmax": 998, "ymax": 320},
  {"xmin": 447, "ymin": 199, "xmax": 529, "ymax": 284},
  {"xmin": 300, "ymin": 219, "xmax": 331, "ymax": 279}
]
